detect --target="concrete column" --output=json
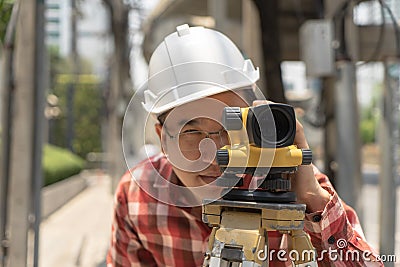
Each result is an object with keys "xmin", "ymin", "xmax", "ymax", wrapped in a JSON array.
[
  {"xmin": 208, "ymin": 0, "xmax": 228, "ymax": 33},
  {"xmin": 321, "ymin": 77, "xmax": 337, "ymax": 184},
  {"xmin": 242, "ymin": 0, "xmax": 265, "ymax": 94},
  {"xmin": 378, "ymin": 60, "xmax": 399, "ymax": 267},
  {"xmin": 5, "ymin": 0, "xmax": 45, "ymax": 266},
  {"xmin": 334, "ymin": 61, "xmax": 362, "ymax": 214}
]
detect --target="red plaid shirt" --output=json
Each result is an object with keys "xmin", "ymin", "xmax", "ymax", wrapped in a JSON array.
[{"xmin": 107, "ymin": 153, "xmax": 383, "ymax": 267}]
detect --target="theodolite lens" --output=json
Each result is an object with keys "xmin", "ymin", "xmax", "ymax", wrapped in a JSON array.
[
  {"xmin": 222, "ymin": 104, "xmax": 296, "ymax": 148},
  {"xmin": 248, "ymin": 104, "xmax": 296, "ymax": 148}
]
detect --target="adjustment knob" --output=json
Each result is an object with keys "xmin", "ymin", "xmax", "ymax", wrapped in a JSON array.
[
  {"xmin": 301, "ymin": 149, "xmax": 313, "ymax": 165},
  {"xmin": 216, "ymin": 149, "xmax": 229, "ymax": 166},
  {"xmin": 222, "ymin": 107, "xmax": 242, "ymax": 130},
  {"xmin": 263, "ymin": 179, "xmax": 291, "ymax": 191}
]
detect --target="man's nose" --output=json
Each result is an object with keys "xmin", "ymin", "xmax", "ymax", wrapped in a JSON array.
[{"xmin": 198, "ymin": 137, "xmax": 221, "ymax": 165}]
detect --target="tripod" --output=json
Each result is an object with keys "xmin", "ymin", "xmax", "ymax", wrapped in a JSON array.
[{"xmin": 202, "ymin": 172, "xmax": 318, "ymax": 267}]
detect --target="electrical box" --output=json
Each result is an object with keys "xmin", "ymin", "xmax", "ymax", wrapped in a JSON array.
[{"xmin": 300, "ymin": 20, "xmax": 335, "ymax": 77}]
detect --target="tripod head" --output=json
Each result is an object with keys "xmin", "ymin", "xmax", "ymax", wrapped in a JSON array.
[{"xmin": 216, "ymin": 104, "xmax": 312, "ymax": 202}]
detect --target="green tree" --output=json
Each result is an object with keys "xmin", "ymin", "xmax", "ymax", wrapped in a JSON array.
[
  {"xmin": 48, "ymin": 46, "xmax": 69, "ymax": 92},
  {"xmin": 0, "ymin": 0, "xmax": 13, "ymax": 45},
  {"xmin": 48, "ymin": 48, "xmax": 103, "ymax": 159},
  {"xmin": 360, "ymin": 110, "xmax": 377, "ymax": 144},
  {"xmin": 360, "ymin": 84, "xmax": 381, "ymax": 144},
  {"xmin": 52, "ymin": 76, "xmax": 103, "ymax": 159}
]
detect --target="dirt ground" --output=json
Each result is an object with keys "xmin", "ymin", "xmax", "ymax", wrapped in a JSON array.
[{"xmin": 361, "ymin": 143, "xmax": 381, "ymax": 165}]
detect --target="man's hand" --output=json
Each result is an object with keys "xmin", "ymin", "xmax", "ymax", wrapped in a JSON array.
[
  {"xmin": 290, "ymin": 119, "xmax": 331, "ymax": 212},
  {"xmin": 253, "ymin": 100, "xmax": 331, "ymax": 213}
]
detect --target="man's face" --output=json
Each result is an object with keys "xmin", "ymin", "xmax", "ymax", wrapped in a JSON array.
[{"xmin": 155, "ymin": 90, "xmax": 250, "ymax": 188}]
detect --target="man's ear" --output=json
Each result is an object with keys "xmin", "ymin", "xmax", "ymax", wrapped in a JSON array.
[
  {"xmin": 155, "ymin": 123, "xmax": 165, "ymax": 153},
  {"xmin": 155, "ymin": 123, "xmax": 162, "ymax": 139}
]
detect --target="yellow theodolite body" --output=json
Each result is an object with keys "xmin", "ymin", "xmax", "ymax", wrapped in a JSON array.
[{"xmin": 220, "ymin": 144, "xmax": 305, "ymax": 168}]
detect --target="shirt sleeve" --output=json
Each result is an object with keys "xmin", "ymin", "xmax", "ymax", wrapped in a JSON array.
[
  {"xmin": 303, "ymin": 166, "xmax": 383, "ymax": 266},
  {"xmin": 106, "ymin": 177, "xmax": 157, "ymax": 267}
]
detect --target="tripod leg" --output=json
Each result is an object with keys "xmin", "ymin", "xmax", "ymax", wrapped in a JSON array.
[
  {"xmin": 242, "ymin": 261, "xmax": 263, "ymax": 267},
  {"xmin": 287, "ymin": 229, "xmax": 318, "ymax": 267},
  {"xmin": 208, "ymin": 258, "xmax": 246, "ymax": 267},
  {"xmin": 208, "ymin": 257, "xmax": 222, "ymax": 267}
]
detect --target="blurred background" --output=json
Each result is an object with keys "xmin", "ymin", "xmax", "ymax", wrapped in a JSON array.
[{"xmin": 0, "ymin": 0, "xmax": 399, "ymax": 266}]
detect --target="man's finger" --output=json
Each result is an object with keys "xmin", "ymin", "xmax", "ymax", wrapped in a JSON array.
[{"xmin": 252, "ymin": 100, "xmax": 274, "ymax": 106}]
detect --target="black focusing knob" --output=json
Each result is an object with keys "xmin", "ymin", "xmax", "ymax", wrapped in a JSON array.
[
  {"xmin": 301, "ymin": 149, "xmax": 313, "ymax": 165},
  {"xmin": 222, "ymin": 107, "xmax": 242, "ymax": 130},
  {"xmin": 263, "ymin": 179, "xmax": 291, "ymax": 191},
  {"xmin": 216, "ymin": 149, "xmax": 229, "ymax": 166}
]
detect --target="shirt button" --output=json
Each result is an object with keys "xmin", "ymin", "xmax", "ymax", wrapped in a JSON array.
[
  {"xmin": 328, "ymin": 236, "xmax": 336, "ymax": 244},
  {"xmin": 312, "ymin": 215, "xmax": 322, "ymax": 222}
]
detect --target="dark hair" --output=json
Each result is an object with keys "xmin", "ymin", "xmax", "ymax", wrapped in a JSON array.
[{"xmin": 157, "ymin": 112, "xmax": 169, "ymax": 125}]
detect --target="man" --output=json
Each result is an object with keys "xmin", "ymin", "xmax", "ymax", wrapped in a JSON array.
[{"xmin": 107, "ymin": 24, "xmax": 381, "ymax": 266}]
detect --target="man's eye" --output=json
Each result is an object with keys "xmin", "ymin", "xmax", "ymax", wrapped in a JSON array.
[{"xmin": 181, "ymin": 129, "xmax": 201, "ymax": 134}]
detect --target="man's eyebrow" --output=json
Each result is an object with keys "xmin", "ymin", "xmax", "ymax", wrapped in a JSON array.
[{"xmin": 178, "ymin": 118, "xmax": 201, "ymax": 126}]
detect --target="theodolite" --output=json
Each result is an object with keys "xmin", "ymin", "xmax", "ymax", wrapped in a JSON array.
[{"xmin": 202, "ymin": 104, "xmax": 317, "ymax": 267}]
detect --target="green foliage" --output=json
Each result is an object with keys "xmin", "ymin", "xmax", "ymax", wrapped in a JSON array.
[
  {"xmin": 48, "ymin": 46, "xmax": 95, "ymax": 85},
  {"xmin": 359, "ymin": 82, "xmax": 382, "ymax": 144},
  {"xmin": 359, "ymin": 102, "xmax": 379, "ymax": 144},
  {"xmin": 360, "ymin": 119, "xmax": 376, "ymax": 144},
  {"xmin": 49, "ymin": 48, "xmax": 104, "ymax": 159},
  {"xmin": 52, "ymin": 79, "xmax": 103, "ymax": 158},
  {"xmin": 42, "ymin": 144, "xmax": 84, "ymax": 186},
  {"xmin": 48, "ymin": 46, "xmax": 69, "ymax": 91},
  {"xmin": 0, "ymin": 0, "xmax": 13, "ymax": 45}
]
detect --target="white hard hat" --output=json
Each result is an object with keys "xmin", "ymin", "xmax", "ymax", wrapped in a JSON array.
[{"xmin": 142, "ymin": 24, "xmax": 259, "ymax": 115}]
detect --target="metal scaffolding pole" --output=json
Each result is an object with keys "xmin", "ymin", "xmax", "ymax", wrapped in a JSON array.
[
  {"xmin": 335, "ymin": 1, "xmax": 363, "ymax": 216},
  {"xmin": 31, "ymin": 1, "xmax": 45, "ymax": 266},
  {"xmin": 322, "ymin": 77, "xmax": 337, "ymax": 186},
  {"xmin": 334, "ymin": 61, "xmax": 362, "ymax": 214},
  {"xmin": 0, "ymin": 2, "xmax": 20, "ymax": 266},
  {"xmin": 3, "ymin": 0, "xmax": 45, "ymax": 266},
  {"xmin": 379, "ymin": 60, "xmax": 399, "ymax": 267},
  {"xmin": 208, "ymin": 0, "xmax": 227, "ymax": 32},
  {"xmin": 66, "ymin": 0, "xmax": 79, "ymax": 153}
]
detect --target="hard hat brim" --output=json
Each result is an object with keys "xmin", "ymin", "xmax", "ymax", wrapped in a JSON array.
[{"xmin": 142, "ymin": 80, "xmax": 258, "ymax": 115}]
